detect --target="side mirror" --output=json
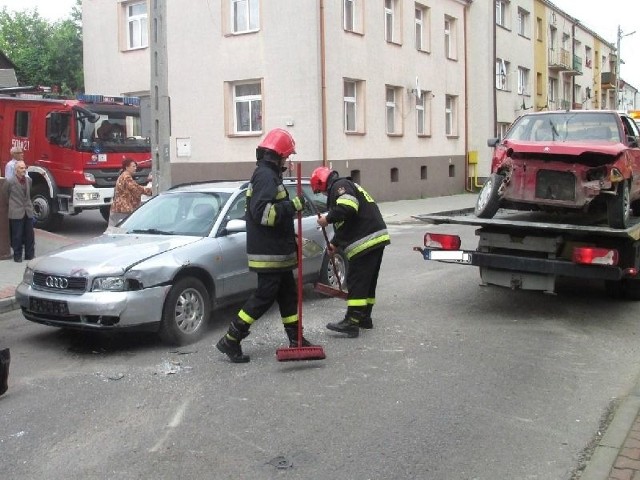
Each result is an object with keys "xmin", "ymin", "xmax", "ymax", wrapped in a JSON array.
[
  {"xmin": 225, "ymin": 219, "xmax": 246, "ymax": 234},
  {"xmin": 487, "ymin": 137, "xmax": 500, "ymax": 147}
]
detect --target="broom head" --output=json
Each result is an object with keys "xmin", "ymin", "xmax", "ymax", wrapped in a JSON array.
[
  {"xmin": 276, "ymin": 345, "xmax": 326, "ymax": 362},
  {"xmin": 314, "ymin": 282, "xmax": 348, "ymax": 300}
]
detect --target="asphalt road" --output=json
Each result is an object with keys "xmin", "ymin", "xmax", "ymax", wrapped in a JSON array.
[{"xmin": 1, "ymin": 222, "xmax": 639, "ymax": 479}]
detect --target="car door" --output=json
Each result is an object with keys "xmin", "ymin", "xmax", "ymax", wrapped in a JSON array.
[
  {"xmin": 215, "ymin": 191, "xmax": 255, "ymax": 298},
  {"xmin": 621, "ymin": 115, "xmax": 640, "ymax": 199}
]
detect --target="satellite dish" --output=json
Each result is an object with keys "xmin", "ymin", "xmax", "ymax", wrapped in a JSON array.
[{"xmin": 415, "ymin": 76, "xmax": 422, "ymax": 100}]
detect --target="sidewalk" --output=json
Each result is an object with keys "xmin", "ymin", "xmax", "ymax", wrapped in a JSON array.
[{"xmin": 1, "ymin": 192, "xmax": 639, "ymax": 480}]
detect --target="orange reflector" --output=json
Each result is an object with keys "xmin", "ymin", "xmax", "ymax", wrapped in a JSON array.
[
  {"xmin": 572, "ymin": 247, "xmax": 618, "ymax": 266},
  {"xmin": 424, "ymin": 233, "xmax": 461, "ymax": 250}
]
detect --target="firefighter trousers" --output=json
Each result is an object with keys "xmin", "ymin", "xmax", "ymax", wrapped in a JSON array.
[
  {"xmin": 346, "ymin": 247, "xmax": 385, "ymax": 320},
  {"xmin": 237, "ymin": 270, "xmax": 298, "ymax": 327}
]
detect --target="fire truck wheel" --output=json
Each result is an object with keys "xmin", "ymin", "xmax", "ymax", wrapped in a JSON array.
[
  {"xmin": 31, "ymin": 184, "xmax": 63, "ymax": 231},
  {"xmin": 100, "ymin": 206, "xmax": 111, "ymax": 222}
]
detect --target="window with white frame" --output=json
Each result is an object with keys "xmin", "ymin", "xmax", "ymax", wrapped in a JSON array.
[
  {"xmin": 232, "ymin": 82, "xmax": 262, "ymax": 134},
  {"xmin": 126, "ymin": 2, "xmax": 148, "ymax": 50},
  {"xmin": 517, "ymin": 8, "xmax": 529, "ymax": 37},
  {"xmin": 385, "ymin": 86, "xmax": 403, "ymax": 135},
  {"xmin": 416, "ymin": 90, "xmax": 431, "ymax": 136},
  {"xmin": 231, "ymin": 0, "xmax": 259, "ymax": 34},
  {"xmin": 496, "ymin": 0, "xmax": 508, "ymax": 28},
  {"xmin": 517, "ymin": 67, "xmax": 529, "ymax": 95},
  {"xmin": 343, "ymin": 0, "xmax": 364, "ymax": 34},
  {"xmin": 585, "ymin": 46, "xmax": 593, "ymax": 68},
  {"xmin": 385, "ymin": 0, "xmax": 402, "ymax": 44},
  {"xmin": 445, "ymin": 95, "xmax": 457, "ymax": 136},
  {"xmin": 495, "ymin": 58, "xmax": 509, "ymax": 90},
  {"xmin": 444, "ymin": 15, "xmax": 456, "ymax": 59},
  {"xmin": 344, "ymin": 79, "xmax": 365, "ymax": 133},
  {"xmin": 415, "ymin": 4, "xmax": 430, "ymax": 52}
]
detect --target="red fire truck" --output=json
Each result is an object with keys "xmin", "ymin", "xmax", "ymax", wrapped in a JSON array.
[{"xmin": 0, "ymin": 92, "xmax": 151, "ymax": 230}]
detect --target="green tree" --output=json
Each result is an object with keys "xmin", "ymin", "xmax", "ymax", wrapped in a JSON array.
[{"xmin": 0, "ymin": 0, "xmax": 83, "ymax": 93}]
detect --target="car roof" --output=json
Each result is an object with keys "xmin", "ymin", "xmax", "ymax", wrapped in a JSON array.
[
  {"xmin": 520, "ymin": 110, "xmax": 619, "ymax": 117},
  {"xmin": 166, "ymin": 177, "xmax": 311, "ymax": 194}
]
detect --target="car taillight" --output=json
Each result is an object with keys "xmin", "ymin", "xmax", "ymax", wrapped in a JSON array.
[
  {"xmin": 424, "ymin": 233, "xmax": 461, "ymax": 250},
  {"xmin": 572, "ymin": 247, "xmax": 619, "ymax": 266}
]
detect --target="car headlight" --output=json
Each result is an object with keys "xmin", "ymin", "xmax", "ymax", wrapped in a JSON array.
[
  {"xmin": 22, "ymin": 267, "xmax": 34, "ymax": 285},
  {"xmin": 92, "ymin": 276, "xmax": 125, "ymax": 292}
]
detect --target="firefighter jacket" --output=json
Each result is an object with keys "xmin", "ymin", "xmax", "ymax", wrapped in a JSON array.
[
  {"xmin": 245, "ymin": 158, "xmax": 298, "ymax": 272},
  {"xmin": 325, "ymin": 177, "xmax": 390, "ymax": 260}
]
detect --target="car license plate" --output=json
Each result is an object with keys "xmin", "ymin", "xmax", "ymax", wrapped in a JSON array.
[{"xmin": 29, "ymin": 297, "xmax": 69, "ymax": 315}]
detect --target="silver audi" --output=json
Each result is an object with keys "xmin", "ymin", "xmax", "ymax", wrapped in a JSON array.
[{"xmin": 15, "ymin": 179, "xmax": 347, "ymax": 345}]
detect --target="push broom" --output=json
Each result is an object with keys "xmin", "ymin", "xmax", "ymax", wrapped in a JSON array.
[{"xmin": 276, "ymin": 163, "xmax": 326, "ymax": 362}]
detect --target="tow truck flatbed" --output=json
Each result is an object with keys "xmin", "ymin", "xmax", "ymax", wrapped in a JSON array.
[{"xmin": 412, "ymin": 208, "xmax": 640, "ymax": 240}]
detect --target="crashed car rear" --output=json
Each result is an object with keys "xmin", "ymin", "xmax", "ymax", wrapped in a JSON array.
[{"xmin": 476, "ymin": 110, "xmax": 640, "ymax": 228}]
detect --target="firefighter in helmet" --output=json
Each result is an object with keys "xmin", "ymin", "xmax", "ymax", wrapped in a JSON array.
[
  {"xmin": 311, "ymin": 166, "xmax": 390, "ymax": 337},
  {"xmin": 216, "ymin": 128, "xmax": 317, "ymax": 363}
]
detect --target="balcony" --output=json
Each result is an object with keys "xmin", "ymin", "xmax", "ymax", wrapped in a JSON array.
[
  {"xmin": 601, "ymin": 72, "xmax": 617, "ymax": 89},
  {"xmin": 548, "ymin": 47, "xmax": 571, "ymax": 70}
]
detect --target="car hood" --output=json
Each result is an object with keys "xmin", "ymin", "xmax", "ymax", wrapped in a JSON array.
[
  {"xmin": 503, "ymin": 139, "xmax": 626, "ymax": 158},
  {"xmin": 28, "ymin": 235, "xmax": 202, "ymax": 275}
]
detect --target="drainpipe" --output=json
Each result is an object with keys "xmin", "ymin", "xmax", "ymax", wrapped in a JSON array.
[
  {"xmin": 319, "ymin": 0, "xmax": 328, "ymax": 167},
  {"xmin": 464, "ymin": 1, "xmax": 472, "ymax": 192}
]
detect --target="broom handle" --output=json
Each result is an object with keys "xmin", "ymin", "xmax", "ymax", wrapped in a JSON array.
[
  {"xmin": 296, "ymin": 162, "xmax": 303, "ymax": 346},
  {"xmin": 318, "ymin": 214, "xmax": 344, "ymax": 292}
]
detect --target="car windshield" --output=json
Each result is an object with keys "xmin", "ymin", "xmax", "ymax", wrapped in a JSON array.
[
  {"xmin": 75, "ymin": 104, "xmax": 150, "ymax": 154},
  {"xmin": 506, "ymin": 112, "xmax": 620, "ymax": 143},
  {"xmin": 117, "ymin": 191, "xmax": 231, "ymax": 237}
]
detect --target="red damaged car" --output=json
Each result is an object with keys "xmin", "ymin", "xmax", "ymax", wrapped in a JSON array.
[{"xmin": 476, "ymin": 110, "xmax": 640, "ymax": 228}]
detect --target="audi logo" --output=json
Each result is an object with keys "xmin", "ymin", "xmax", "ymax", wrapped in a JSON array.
[{"xmin": 45, "ymin": 276, "xmax": 69, "ymax": 289}]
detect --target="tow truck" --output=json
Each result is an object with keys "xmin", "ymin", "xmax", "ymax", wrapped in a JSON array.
[{"xmin": 413, "ymin": 208, "xmax": 640, "ymax": 299}]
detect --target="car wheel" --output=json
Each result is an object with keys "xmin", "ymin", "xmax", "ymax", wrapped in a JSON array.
[
  {"xmin": 99, "ymin": 206, "xmax": 111, "ymax": 222},
  {"xmin": 474, "ymin": 173, "xmax": 504, "ymax": 219},
  {"xmin": 319, "ymin": 249, "xmax": 348, "ymax": 293},
  {"xmin": 607, "ymin": 181, "xmax": 631, "ymax": 229},
  {"xmin": 159, "ymin": 277, "xmax": 210, "ymax": 345}
]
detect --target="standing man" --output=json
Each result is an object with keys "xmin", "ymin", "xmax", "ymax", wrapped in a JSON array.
[
  {"xmin": 311, "ymin": 167, "xmax": 390, "ymax": 337},
  {"xmin": 216, "ymin": 128, "xmax": 316, "ymax": 363},
  {"xmin": 4, "ymin": 146, "xmax": 24, "ymax": 179},
  {"xmin": 1, "ymin": 160, "xmax": 35, "ymax": 262}
]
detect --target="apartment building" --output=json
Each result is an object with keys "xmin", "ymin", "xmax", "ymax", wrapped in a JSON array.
[{"xmin": 83, "ymin": 0, "xmax": 471, "ymax": 201}]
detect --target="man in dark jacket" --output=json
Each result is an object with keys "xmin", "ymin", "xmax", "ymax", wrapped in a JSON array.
[
  {"xmin": 311, "ymin": 167, "xmax": 390, "ymax": 338},
  {"xmin": 216, "ymin": 128, "xmax": 316, "ymax": 363}
]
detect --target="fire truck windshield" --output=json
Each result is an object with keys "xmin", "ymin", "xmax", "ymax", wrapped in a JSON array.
[{"xmin": 74, "ymin": 104, "xmax": 150, "ymax": 153}]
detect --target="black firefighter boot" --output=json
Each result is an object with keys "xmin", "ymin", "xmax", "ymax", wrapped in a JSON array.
[
  {"xmin": 326, "ymin": 314, "xmax": 360, "ymax": 338},
  {"xmin": 0, "ymin": 348, "xmax": 10, "ymax": 396},
  {"xmin": 216, "ymin": 319, "xmax": 250, "ymax": 363},
  {"xmin": 360, "ymin": 304, "xmax": 374, "ymax": 329},
  {"xmin": 284, "ymin": 323, "xmax": 315, "ymax": 348}
]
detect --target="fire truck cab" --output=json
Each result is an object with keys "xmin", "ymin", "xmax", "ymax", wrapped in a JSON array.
[{"xmin": 0, "ymin": 93, "xmax": 151, "ymax": 230}]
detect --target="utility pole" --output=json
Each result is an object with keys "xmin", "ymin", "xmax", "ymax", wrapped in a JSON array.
[
  {"xmin": 150, "ymin": 0, "xmax": 171, "ymax": 193},
  {"xmin": 614, "ymin": 25, "xmax": 636, "ymax": 110}
]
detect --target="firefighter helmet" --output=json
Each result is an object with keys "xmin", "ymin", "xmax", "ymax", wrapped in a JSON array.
[
  {"xmin": 258, "ymin": 128, "xmax": 296, "ymax": 158},
  {"xmin": 311, "ymin": 166, "xmax": 333, "ymax": 193}
]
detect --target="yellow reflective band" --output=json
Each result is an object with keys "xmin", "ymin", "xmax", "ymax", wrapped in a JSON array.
[
  {"xmin": 282, "ymin": 314, "xmax": 298, "ymax": 325},
  {"xmin": 261, "ymin": 203, "xmax": 277, "ymax": 226},
  {"xmin": 226, "ymin": 333, "xmax": 238, "ymax": 341},
  {"xmin": 346, "ymin": 232, "xmax": 390, "ymax": 259},
  {"xmin": 367, "ymin": 298, "xmax": 376, "ymax": 306},
  {"xmin": 246, "ymin": 186, "xmax": 253, "ymax": 197},
  {"xmin": 238, "ymin": 309, "xmax": 255, "ymax": 324},
  {"xmin": 347, "ymin": 299, "xmax": 368, "ymax": 307},
  {"xmin": 248, "ymin": 258, "xmax": 298, "ymax": 270},
  {"xmin": 275, "ymin": 185, "xmax": 287, "ymax": 200},
  {"xmin": 336, "ymin": 195, "xmax": 359, "ymax": 212},
  {"xmin": 334, "ymin": 220, "xmax": 344, "ymax": 230}
]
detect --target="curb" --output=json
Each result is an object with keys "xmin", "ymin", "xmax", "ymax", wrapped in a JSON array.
[
  {"xmin": 0, "ymin": 296, "xmax": 18, "ymax": 315},
  {"xmin": 580, "ymin": 376, "xmax": 640, "ymax": 480}
]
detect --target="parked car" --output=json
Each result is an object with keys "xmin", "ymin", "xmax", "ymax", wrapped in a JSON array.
[
  {"xmin": 15, "ymin": 179, "xmax": 346, "ymax": 345},
  {"xmin": 476, "ymin": 110, "xmax": 640, "ymax": 228}
]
